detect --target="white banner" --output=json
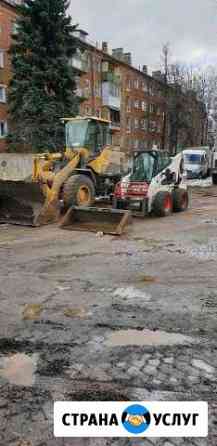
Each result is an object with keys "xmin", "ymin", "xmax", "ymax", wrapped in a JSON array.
[{"xmin": 54, "ymin": 401, "xmax": 208, "ymax": 438}]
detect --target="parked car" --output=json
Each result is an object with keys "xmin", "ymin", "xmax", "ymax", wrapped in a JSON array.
[{"xmin": 183, "ymin": 147, "xmax": 211, "ymax": 179}]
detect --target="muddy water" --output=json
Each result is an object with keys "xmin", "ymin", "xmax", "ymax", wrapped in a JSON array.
[
  {"xmin": 0, "ymin": 353, "xmax": 38, "ymax": 386},
  {"xmin": 106, "ymin": 329, "xmax": 195, "ymax": 347}
]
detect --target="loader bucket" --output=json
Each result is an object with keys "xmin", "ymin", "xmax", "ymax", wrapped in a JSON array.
[
  {"xmin": 60, "ymin": 206, "xmax": 132, "ymax": 236},
  {"xmin": 0, "ymin": 180, "xmax": 45, "ymax": 226}
]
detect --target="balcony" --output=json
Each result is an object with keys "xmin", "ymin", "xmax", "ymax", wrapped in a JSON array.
[
  {"xmin": 75, "ymin": 87, "xmax": 89, "ymax": 99},
  {"xmin": 70, "ymin": 51, "xmax": 89, "ymax": 73},
  {"xmin": 102, "ymin": 82, "xmax": 121, "ymax": 110},
  {"xmin": 102, "ymin": 72, "xmax": 121, "ymax": 84}
]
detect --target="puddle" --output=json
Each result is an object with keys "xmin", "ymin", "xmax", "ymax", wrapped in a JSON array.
[
  {"xmin": 113, "ymin": 287, "xmax": 151, "ymax": 302},
  {"xmin": 57, "ymin": 286, "xmax": 71, "ymax": 292},
  {"xmin": 106, "ymin": 329, "xmax": 194, "ymax": 347},
  {"xmin": 64, "ymin": 307, "xmax": 89, "ymax": 319},
  {"xmin": 190, "ymin": 243, "xmax": 217, "ymax": 260},
  {"xmin": 0, "ymin": 353, "xmax": 38, "ymax": 386},
  {"xmin": 22, "ymin": 304, "xmax": 43, "ymax": 320}
]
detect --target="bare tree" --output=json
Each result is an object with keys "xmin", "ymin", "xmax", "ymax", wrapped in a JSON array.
[{"xmin": 160, "ymin": 42, "xmax": 217, "ymax": 150}]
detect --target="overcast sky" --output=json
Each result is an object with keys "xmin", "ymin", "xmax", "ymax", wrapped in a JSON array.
[{"xmin": 68, "ymin": 0, "xmax": 217, "ymax": 74}]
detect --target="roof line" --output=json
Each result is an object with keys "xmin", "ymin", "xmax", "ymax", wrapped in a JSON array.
[{"xmin": 74, "ymin": 36, "xmax": 167, "ymax": 88}]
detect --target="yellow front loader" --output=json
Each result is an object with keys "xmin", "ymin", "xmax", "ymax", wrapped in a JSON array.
[{"xmin": 0, "ymin": 117, "xmax": 131, "ymax": 235}]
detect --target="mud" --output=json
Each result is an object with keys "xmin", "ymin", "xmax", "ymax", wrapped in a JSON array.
[{"xmin": 0, "ymin": 181, "xmax": 217, "ymax": 445}]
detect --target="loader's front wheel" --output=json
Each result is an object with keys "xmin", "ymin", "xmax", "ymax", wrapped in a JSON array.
[
  {"xmin": 63, "ymin": 175, "xmax": 95, "ymax": 208},
  {"xmin": 152, "ymin": 191, "xmax": 173, "ymax": 217},
  {"xmin": 172, "ymin": 188, "xmax": 189, "ymax": 212}
]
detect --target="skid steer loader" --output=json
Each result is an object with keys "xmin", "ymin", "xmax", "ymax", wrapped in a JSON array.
[
  {"xmin": 0, "ymin": 117, "xmax": 131, "ymax": 235},
  {"xmin": 113, "ymin": 150, "xmax": 189, "ymax": 217}
]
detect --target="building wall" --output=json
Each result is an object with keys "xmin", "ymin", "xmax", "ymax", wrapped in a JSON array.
[
  {"xmin": 73, "ymin": 39, "xmax": 207, "ymax": 156},
  {"xmin": 74, "ymin": 42, "xmax": 168, "ymax": 156},
  {"xmin": 119, "ymin": 65, "xmax": 165, "ymax": 152},
  {"xmin": 0, "ymin": 0, "xmax": 18, "ymax": 152},
  {"xmin": 0, "ymin": 13, "xmax": 208, "ymax": 154}
]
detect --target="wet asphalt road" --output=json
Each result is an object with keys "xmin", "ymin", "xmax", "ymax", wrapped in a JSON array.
[{"xmin": 0, "ymin": 181, "xmax": 217, "ymax": 446}]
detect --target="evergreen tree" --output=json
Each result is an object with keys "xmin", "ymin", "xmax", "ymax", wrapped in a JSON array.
[{"xmin": 8, "ymin": 0, "xmax": 80, "ymax": 152}]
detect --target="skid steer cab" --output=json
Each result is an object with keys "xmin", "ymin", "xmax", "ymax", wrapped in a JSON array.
[{"xmin": 113, "ymin": 150, "xmax": 189, "ymax": 217}]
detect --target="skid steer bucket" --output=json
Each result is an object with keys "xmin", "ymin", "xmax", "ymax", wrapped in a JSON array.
[
  {"xmin": 60, "ymin": 206, "xmax": 132, "ymax": 236},
  {"xmin": 0, "ymin": 180, "xmax": 45, "ymax": 226}
]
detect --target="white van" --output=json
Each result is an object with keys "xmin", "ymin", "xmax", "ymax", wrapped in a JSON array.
[{"xmin": 183, "ymin": 148, "xmax": 211, "ymax": 179}]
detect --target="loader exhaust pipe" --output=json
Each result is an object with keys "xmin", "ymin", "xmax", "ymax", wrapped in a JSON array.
[{"xmin": 60, "ymin": 206, "xmax": 132, "ymax": 236}]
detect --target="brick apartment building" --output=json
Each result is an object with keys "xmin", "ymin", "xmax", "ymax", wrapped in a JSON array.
[
  {"xmin": 0, "ymin": 0, "xmax": 22, "ymax": 151},
  {"xmin": 0, "ymin": 4, "xmax": 207, "ymax": 154},
  {"xmin": 72, "ymin": 30, "xmax": 207, "ymax": 155},
  {"xmin": 73, "ymin": 31, "xmax": 167, "ymax": 153}
]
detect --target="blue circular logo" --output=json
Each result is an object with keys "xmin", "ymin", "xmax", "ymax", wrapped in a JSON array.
[{"xmin": 122, "ymin": 404, "xmax": 151, "ymax": 434}]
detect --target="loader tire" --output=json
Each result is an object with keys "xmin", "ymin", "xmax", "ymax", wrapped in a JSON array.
[
  {"xmin": 172, "ymin": 188, "xmax": 189, "ymax": 212},
  {"xmin": 212, "ymin": 173, "xmax": 217, "ymax": 185},
  {"xmin": 63, "ymin": 175, "xmax": 95, "ymax": 208},
  {"xmin": 152, "ymin": 191, "xmax": 173, "ymax": 217}
]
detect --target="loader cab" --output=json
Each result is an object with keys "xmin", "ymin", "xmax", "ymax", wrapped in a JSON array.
[{"xmin": 65, "ymin": 117, "xmax": 112, "ymax": 154}]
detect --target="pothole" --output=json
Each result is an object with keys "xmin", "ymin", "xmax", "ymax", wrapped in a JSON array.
[
  {"xmin": 106, "ymin": 329, "xmax": 195, "ymax": 347},
  {"xmin": 63, "ymin": 307, "xmax": 90, "ymax": 319},
  {"xmin": 113, "ymin": 287, "xmax": 151, "ymax": 302},
  {"xmin": 0, "ymin": 353, "xmax": 38, "ymax": 386}
]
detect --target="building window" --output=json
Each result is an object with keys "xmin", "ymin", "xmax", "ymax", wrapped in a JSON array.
[
  {"xmin": 157, "ymin": 122, "xmax": 161, "ymax": 133},
  {"xmin": 85, "ymin": 79, "xmax": 91, "ymax": 88},
  {"xmin": 140, "ymin": 119, "xmax": 148, "ymax": 131},
  {"xmin": 141, "ymin": 81, "xmax": 148, "ymax": 92},
  {"xmin": 134, "ymin": 79, "xmax": 139, "ymax": 89},
  {"xmin": 0, "ymin": 121, "xmax": 8, "ymax": 138},
  {"xmin": 86, "ymin": 55, "xmax": 91, "ymax": 70},
  {"xmin": 141, "ymin": 101, "xmax": 148, "ymax": 112},
  {"xmin": 0, "ymin": 86, "xmax": 6, "ymax": 103},
  {"xmin": 150, "ymin": 121, "xmax": 156, "ymax": 133},
  {"xmin": 109, "ymin": 83, "xmax": 120, "ymax": 97},
  {"xmin": 85, "ymin": 107, "xmax": 91, "ymax": 115},
  {"xmin": 11, "ymin": 21, "xmax": 19, "ymax": 35},
  {"xmin": 134, "ymin": 118, "xmax": 139, "ymax": 129},
  {"xmin": 95, "ymin": 80, "xmax": 101, "ymax": 97},
  {"xmin": 133, "ymin": 139, "xmax": 139, "ymax": 150},
  {"xmin": 149, "ymin": 103, "xmax": 155, "ymax": 113},
  {"xmin": 126, "ymin": 98, "xmax": 131, "ymax": 112},
  {"xmin": 96, "ymin": 109, "xmax": 101, "ymax": 118},
  {"xmin": 134, "ymin": 99, "xmax": 139, "ymax": 109},
  {"xmin": 126, "ymin": 79, "xmax": 131, "ymax": 90},
  {"xmin": 0, "ymin": 51, "xmax": 4, "ymax": 68},
  {"xmin": 127, "ymin": 118, "xmax": 131, "ymax": 132},
  {"xmin": 149, "ymin": 85, "xmax": 155, "ymax": 96},
  {"xmin": 95, "ymin": 59, "xmax": 101, "ymax": 73}
]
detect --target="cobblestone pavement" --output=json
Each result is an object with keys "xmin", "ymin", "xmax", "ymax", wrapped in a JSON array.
[{"xmin": 0, "ymin": 186, "xmax": 217, "ymax": 445}]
